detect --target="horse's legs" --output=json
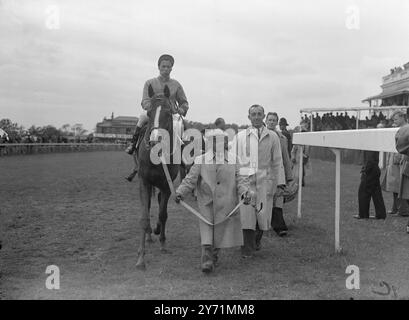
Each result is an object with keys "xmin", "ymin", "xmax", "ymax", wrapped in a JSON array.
[
  {"xmin": 136, "ymin": 179, "xmax": 152, "ymax": 270},
  {"xmin": 146, "ymin": 191, "xmax": 154, "ymax": 243},
  {"xmin": 158, "ymin": 190, "xmax": 171, "ymax": 253},
  {"xmin": 154, "ymin": 192, "xmax": 161, "ymax": 235}
]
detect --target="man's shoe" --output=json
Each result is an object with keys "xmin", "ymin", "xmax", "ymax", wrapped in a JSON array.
[
  {"xmin": 255, "ymin": 241, "xmax": 261, "ymax": 251},
  {"xmin": 201, "ymin": 260, "xmax": 214, "ymax": 273},
  {"xmin": 278, "ymin": 230, "xmax": 288, "ymax": 237},
  {"xmin": 406, "ymin": 225, "xmax": 409, "ymax": 234},
  {"xmin": 255, "ymin": 230, "xmax": 263, "ymax": 251},
  {"xmin": 201, "ymin": 245, "xmax": 214, "ymax": 273},
  {"xmin": 398, "ymin": 213, "xmax": 409, "ymax": 217},
  {"xmin": 353, "ymin": 215, "xmax": 369, "ymax": 219},
  {"xmin": 388, "ymin": 210, "xmax": 398, "ymax": 215}
]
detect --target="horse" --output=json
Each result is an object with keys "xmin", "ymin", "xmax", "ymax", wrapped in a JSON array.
[{"xmin": 135, "ymin": 84, "xmax": 181, "ymax": 270}]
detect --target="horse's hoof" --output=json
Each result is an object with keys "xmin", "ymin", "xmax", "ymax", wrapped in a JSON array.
[
  {"xmin": 153, "ymin": 225, "xmax": 161, "ymax": 235},
  {"xmin": 160, "ymin": 247, "xmax": 171, "ymax": 254},
  {"xmin": 136, "ymin": 261, "xmax": 146, "ymax": 270}
]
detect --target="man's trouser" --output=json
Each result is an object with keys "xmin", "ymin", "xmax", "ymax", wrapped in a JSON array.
[
  {"xmin": 242, "ymin": 225, "xmax": 263, "ymax": 256},
  {"xmin": 271, "ymin": 207, "xmax": 288, "ymax": 232},
  {"xmin": 392, "ymin": 193, "xmax": 409, "ymax": 216},
  {"xmin": 358, "ymin": 168, "xmax": 386, "ymax": 219}
]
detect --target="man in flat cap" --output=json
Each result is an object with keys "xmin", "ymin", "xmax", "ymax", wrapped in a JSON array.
[
  {"xmin": 279, "ymin": 118, "xmax": 292, "ymax": 158},
  {"xmin": 126, "ymin": 54, "xmax": 189, "ymax": 155}
]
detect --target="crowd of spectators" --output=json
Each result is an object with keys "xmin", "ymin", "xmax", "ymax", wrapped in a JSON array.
[{"xmin": 299, "ymin": 111, "xmax": 396, "ymax": 131}]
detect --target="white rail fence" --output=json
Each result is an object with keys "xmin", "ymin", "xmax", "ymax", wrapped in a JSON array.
[{"xmin": 0, "ymin": 143, "xmax": 126, "ymax": 156}]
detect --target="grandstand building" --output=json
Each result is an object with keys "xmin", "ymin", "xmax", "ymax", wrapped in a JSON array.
[
  {"xmin": 363, "ymin": 61, "xmax": 409, "ymax": 109},
  {"xmin": 94, "ymin": 113, "xmax": 138, "ymax": 142}
]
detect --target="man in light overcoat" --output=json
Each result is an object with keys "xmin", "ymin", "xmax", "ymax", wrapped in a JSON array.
[{"xmin": 232, "ymin": 105, "xmax": 283, "ymax": 257}]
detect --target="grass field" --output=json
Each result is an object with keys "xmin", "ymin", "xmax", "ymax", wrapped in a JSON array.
[{"xmin": 1, "ymin": 151, "xmax": 408, "ymax": 299}]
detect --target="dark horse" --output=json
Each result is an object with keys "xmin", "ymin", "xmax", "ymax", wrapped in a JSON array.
[{"xmin": 136, "ymin": 84, "xmax": 180, "ymax": 270}]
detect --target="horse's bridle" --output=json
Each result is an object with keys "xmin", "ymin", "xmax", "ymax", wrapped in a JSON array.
[{"xmin": 145, "ymin": 101, "xmax": 174, "ymax": 151}]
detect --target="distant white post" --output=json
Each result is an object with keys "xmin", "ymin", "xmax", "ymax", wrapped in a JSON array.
[{"xmin": 297, "ymin": 146, "xmax": 304, "ymax": 218}]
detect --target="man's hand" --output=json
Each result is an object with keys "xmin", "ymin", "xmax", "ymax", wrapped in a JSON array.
[
  {"xmin": 243, "ymin": 190, "xmax": 254, "ymax": 205},
  {"xmin": 175, "ymin": 193, "xmax": 183, "ymax": 203},
  {"xmin": 178, "ymin": 108, "xmax": 187, "ymax": 117},
  {"xmin": 292, "ymin": 158, "xmax": 296, "ymax": 164}
]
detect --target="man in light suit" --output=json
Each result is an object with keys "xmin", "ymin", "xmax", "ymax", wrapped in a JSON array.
[{"xmin": 232, "ymin": 105, "xmax": 283, "ymax": 257}]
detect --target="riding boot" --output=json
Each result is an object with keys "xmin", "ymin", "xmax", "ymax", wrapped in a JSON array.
[
  {"xmin": 125, "ymin": 126, "xmax": 142, "ymax": 155},
  {"xmin": 241, "ymin": 229, "xmax": 255, "ymax": 258},
  {"xmin": 201, "ymin": 245, "xmax": 214, "ymax": 273}
]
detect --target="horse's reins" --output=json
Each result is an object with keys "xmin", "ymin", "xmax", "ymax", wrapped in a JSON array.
[{"xmin": 160, "ymin": 155, "xmax": 246, "ymax": 226}]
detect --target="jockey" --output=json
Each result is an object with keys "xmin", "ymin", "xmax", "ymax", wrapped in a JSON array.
[{"xmin": 126, "ymin": 54, "xmax": 189, "ymax": 154}]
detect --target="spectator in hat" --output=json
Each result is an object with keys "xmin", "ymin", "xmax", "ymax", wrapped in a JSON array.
[
  {"xmin": 381, "ymin": 111, "xmax": 409, "ymax": 216},
  {"xmin": 214, "ymin": 118, "xmax": 226, "ymax": 131},
  {"xmin": 291, "ymin": 123, "xmax": 310, "ymax": 187},
  {"xmin": 394, "ymin": 114, "xmax": 409, "ymax": 233},
  {"xmin": 354, "ymin": 124, "xmax": 386, "ymax": 220},
  {"xmin": 279, "ymin": 118, "xmax": 292, "ymax": 157},
  {"xmin": 266, "ymin": 112, "xmax": 293, "ymax": 236}
]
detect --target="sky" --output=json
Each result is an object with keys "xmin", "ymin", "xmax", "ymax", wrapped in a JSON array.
[{"xmin": 1, "ymin": 0, "xmax": 409, "ymax": 132}]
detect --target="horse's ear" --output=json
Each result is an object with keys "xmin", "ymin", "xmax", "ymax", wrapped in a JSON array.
[
  {"xmin": 164, "ymin": 85, "xmax": 170, "ymax": 98},
  {"xmin": 148, "ymin": 84, "xmax": 154, "ymax": 98}
]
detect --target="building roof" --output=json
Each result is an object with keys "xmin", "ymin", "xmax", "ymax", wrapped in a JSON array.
[
  {"xmin": 362, "ymin": 88, "xmax": 409, "ymax": 103},
  {"xmin": 113, "ymin": 116, "xmax": 138, "ymax": 122},
  {"xmin": 96, "ymin": 116, "xmax": 138, "ymax": 128}
]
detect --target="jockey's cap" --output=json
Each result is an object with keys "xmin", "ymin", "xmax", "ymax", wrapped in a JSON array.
[{"xmin": 158, "ymin": 54, "xmax": 174, "ymax": 67}]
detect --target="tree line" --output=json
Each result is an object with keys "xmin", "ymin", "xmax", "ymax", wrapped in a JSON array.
[{"xmin": 0, "ymin": 119, "xmax": 90, "ymax": 143}]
